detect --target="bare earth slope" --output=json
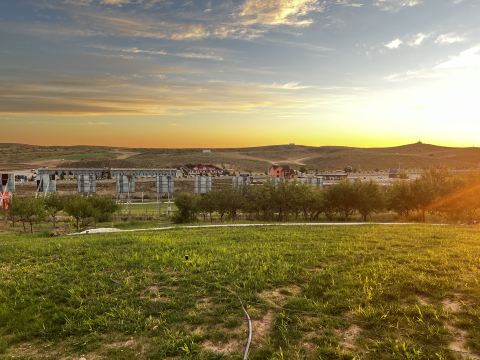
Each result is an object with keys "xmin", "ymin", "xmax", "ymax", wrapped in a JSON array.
[{"xmin": 1, "ymin": 142, "xmax": 480, "ymax": 171}]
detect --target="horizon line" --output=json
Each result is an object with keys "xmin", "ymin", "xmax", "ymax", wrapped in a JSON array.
[{"xmin": 0, "ymin": 141, "xmax": 478, "ymax": 151}]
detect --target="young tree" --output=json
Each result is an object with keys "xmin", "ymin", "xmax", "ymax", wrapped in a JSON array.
[
  {"xmin": 354, "ymin": 181, "xmax": 385, "ymax": 221},
  {"xmin": 325, "ymin": 181, "xmax": 358, "ymax": 220},
  {"xmin": 306, "ymin": 189, "xmax": 326, "ymax": 221},
  {"xmin": 173, "ymin": 193, "xmax": 200, "ymax": 223},
  {"xmin": 198, "ymin": 193, "xmax": 215, "ymax": 222},
  {"xmin": 225, "ymin": 189, "xmax": 244, "ymax": 221},
  {"xmin": 7, "ymin": 197, "xmax": 21, "ymax": 228},
  {"xmin": 15, "ymin": 197, "xmax": 46, "ymax": 233},
  {"xmin": 88, "ymin": 196, "xmax": 120, "ymax": 227},
  {"xmin": 44, "ymin": 194, "xmax": 64, "ymax": 229},
  {"xmin": 64, "ymin": 196, "xmax": 95, "ymax": 232},
  {"xmin": 387, "ymin": 181, "xmax": 415, "ymax": 218}
]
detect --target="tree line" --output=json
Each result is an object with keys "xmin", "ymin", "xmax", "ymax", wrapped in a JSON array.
[
  {"xmin": 174, "ymin": 169, "xmax": 480, "ymax": 223},
  {"xmin": 6, "ymin": 195, "xmax": 119, "ymax": 233}
]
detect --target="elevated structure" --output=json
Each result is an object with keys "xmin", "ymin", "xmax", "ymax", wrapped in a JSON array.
[
  {"xmin": 0, "ymin": 173, "xmax": 15, "ymax": 193},
  {"xmin": 110, "ymin": 168, "xmax": 178, "ymax": 178},
  {"xmin": 116, "ymin": 175, "xmax": 136, "ymax": 194},
  {"xmin": 298, "ymin": 176, "xmax": 323, "ymax": 188},
  {"xmin": 36, "ymin": 168, "xmax": 178, "ymax": 195},
  {"xmin": 37, "ymin": 174, "xmax": 56, "ymax": 194},
  {"xmin": 233, "ymin": 174, "xmax": 251, "ymax": 189},
  {"xmin": 78, "ymin": 174, "xmax": 96, "ymax": 194},
  {"xmin": 37, "ymin": 168, "xmax": 108, "ymax": 177},
  {"xmin": 157, "ymin": 175, "xmax": 174, "ymax": 195},
  {"xmin": 194, "ymin": 176, "xmax": 212, "ymax": 194}
]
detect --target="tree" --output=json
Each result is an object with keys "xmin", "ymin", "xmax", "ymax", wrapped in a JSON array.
[
  {"xmin": 44, "ymin": 194, "xmax": 64, "ymax": 229},
  {"xmin": 7, "ymin": 197, "xmax": 21, "ymax": 228},
  {"xmin": 88, "ymin": 196, "xmax": 119, "ymax": 226},
  {"xmin": 387, "ymin": 181, "xmax": 415, "ymax": 218},
  {"xmin": 409, "ymin": 168, "xmax": 458, "ymax": 222},
  {"xmin": 354, "ymin": 181, "xmax": 385, "ymax": 221},
  {"xmin": 224, "ymin": 189, "xmax": 244, "ymax": 221},
  {"xmin": 173, "ymin": 193, "xmax": 200, "ymax": 223},
  {"xmin": 198, "ymin": 192, "xmax": 215, "ymax": 222},
  {"xmin": 64, "ymin": 196, "xmax": 95, "ymax": 232},
  {"xmin": 15, "ymin": 197, "xmax": 45, "ymax": 233},
  {"xmin": 325, "ymin": 181, "xmax": 358, "ymax": 220}
]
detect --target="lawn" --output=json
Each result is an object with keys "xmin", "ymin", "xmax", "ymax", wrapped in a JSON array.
[{"xmin": 1, "ymin": 225, "xmax": 480, "ymax": 359}]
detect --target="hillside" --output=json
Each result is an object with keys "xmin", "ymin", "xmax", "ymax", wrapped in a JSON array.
[{"xmin": 1, "ymin": 142, "xmax": 480, "ymax": 172}]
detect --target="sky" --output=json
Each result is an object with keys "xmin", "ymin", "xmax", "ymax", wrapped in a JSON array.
[{"xmin": 0, "ymin": 0, "xmax": 479, "ymax": 148}]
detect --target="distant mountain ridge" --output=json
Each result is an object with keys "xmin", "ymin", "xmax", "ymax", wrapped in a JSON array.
[{"xmin": 1, "ymin": 142, "xmax": 479, "ymax": 172}]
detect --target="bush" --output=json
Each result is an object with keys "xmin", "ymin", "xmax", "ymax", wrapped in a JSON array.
[{"xmin": 173, "ymin": 193, "xmax": 200, "ymax": 223}]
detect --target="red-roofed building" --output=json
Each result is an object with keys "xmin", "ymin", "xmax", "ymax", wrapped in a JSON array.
[{"xmin": 268, "ymin": 165, "xmax": 296, "ymax": 179}]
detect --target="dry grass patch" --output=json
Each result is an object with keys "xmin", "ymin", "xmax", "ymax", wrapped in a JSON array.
[
  {"xmin": 446, "ymin": 325, "xmax": 480, "ymax": 360},
  {"xmin": 417, "ymin": 295, "xmax": 432, "ymax": 306},
  {"xmin": 441, "ymin": 295, "xmax": 479, "ymax": 359},
  {"xmin": 6, "ymin": 341, "xmax": 68, "ymax": 359},
  {"xmin": 442, "ymin": 294, "xmax": 468, "ymax": 314},
  {"xmin": 140, "ymin": 285, "xmax": 171, "ymax": 303},
  {"xmin": 201, "ymin": 338, "xmax": 242, "ymax": 355},
  {"xmin": 252, "ymin": 310, "xmax": 275, "ymax": 344},
  {"xmin": 258, "ymin": 285, "xmax": 302, "ymax": 308},
  {"xmin": 337, "ymin": 324, "xmax": 362, "ymax": 352}
]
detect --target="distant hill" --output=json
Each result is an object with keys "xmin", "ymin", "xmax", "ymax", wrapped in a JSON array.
[{"xmin": 1, "ymin": 142, "xmax": 480, "ymax": 172}]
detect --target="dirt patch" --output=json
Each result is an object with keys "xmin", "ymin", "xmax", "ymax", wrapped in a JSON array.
[
  {"xmin": 105, "ymin": 337, "xmax": 137, "ymax": 349},
  {"xmin": 140, "ymin": 285, "xmax": 170, "ymax": 303},
  {"xmin": 254, "ymin": 310, "xmax": 274, "ymax": 343},
  {"xmin": 442, "ymin": 295, "xmax": 466, "ymax": 314},
  {"xmin": 300, "ymin": 341, "xmax": 318, "ymax": 356},
  {"xmin": 442, "ymin": 295, "xmax": 479, "ymax": 359},
  {"xmin": 417, "ymin": 295, "xmax": 432, "ymax": 306},
  {"xmin": 6, "ymin": 342, "xmax": 62, "ymax": 358},
  {"xmin": 201, "ymin": 338, "xmax": 242, "ymax": 355},
  {"xmin": 338, "ymin": 324, "xmax": 361, "ymax": 351},
  {"xmin": 446, "ymin": 325, "xmax": 480, "ymax": 360},
  {"xmin": 114, "ymin": 150, "xmax": 141, "ymax": 160},
  {"xmin": 258, "ymin": 285, "xmax": 302, "ymax": 308}
]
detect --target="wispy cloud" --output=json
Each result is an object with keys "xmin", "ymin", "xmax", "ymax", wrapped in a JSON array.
[
  {"xmin": 259, "ymin": 82, "xmax": 312, "ymax": 90},
  {"xmin": 239, "ymin": 0, "xmax": 321, "ymax": 27},
  {"xmin": 88, "ymin": 44, "xmax": 225, "ymax": 61},
  {"xmin": 0, "ymin": 74, "xmax": 320, "ymax": 115},
  {"xmin": 384, "ymin": 32, "xmax": 430, "ymax": 49},
  {"xmin": 385, "ymin": 38, "xmax": 402, "ymax": 49},
  {"xmin": 374, "ymin": 0, "xmax": 422, "ymax": 12},
  {"xmin": 385, "ymin": 44, "xmax": 480, "ymax": 81},
  {"xmin": 435, "ymin": 33, "xmax": 466, "ymax": 45},
  {"xmin": 27, "ymin": 0, "xmax": 324, "ymax": 43}
]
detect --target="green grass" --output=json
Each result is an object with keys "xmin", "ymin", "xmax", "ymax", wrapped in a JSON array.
[
  {"xmin": 118, "ymin": 202, "xmax": 175, "ymax": 216},
  {"xmin": 1, "ymin": 225, "xmax": 480, "ymax": 359}
]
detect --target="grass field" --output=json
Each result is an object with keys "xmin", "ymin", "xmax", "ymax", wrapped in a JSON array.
[{"xmin": 1, "ymin": 225, "xmax": 480, "ymax": 359}]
